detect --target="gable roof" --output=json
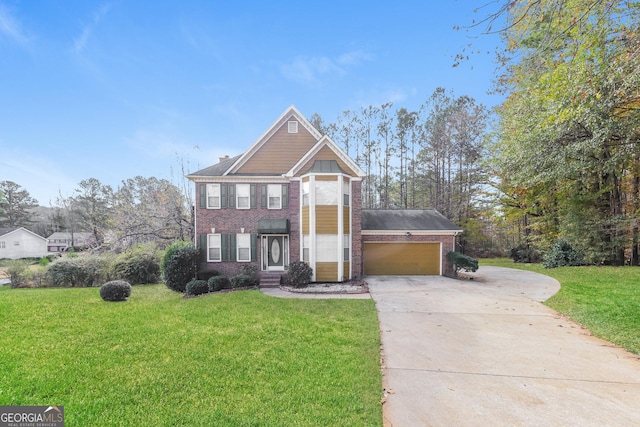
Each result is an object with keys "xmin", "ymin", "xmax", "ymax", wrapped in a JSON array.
[
  {"xmin": 361, "ymin": 209, "xmax": 462, "ymax": 234},
  {"xmin": 187, "ymin": 106, "xmax": 366, "ymax": 180},
  {"xmin": 187, "ymin": 155, "xmax": 241, "ymax": 178},
  {"xmin": 286, "ymin": 135, "xmax": 366, "ymax": 178},
  {"xmin": 225, "ymin": 105, "xmax": 323, "ymax": 175},
  {"xmin": 47, "ymin": 232, "xmax": 95, "ymax": 241},
  {"xmin": 0, "ymin": 227, "xmax": 20, "ymax": 237},
  {"xmin": 0, "ymin": 227, "xmax": 47, "ymax": 240}
]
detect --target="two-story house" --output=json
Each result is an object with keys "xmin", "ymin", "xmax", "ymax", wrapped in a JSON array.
[
  {"xmin": 188, "ymin": 106, "xmax": 366, "ymax": 283},
  {"xmin": 188, "ymin": 106, "xmax": 462, "ymax": 284}
]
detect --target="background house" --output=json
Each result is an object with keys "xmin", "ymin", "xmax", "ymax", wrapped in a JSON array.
[
  {"xmin": 46, "ymin": 232, "xmax": 95, "ymax": 252},
  {"xmin": 0, "ymin": 227, "xmax": 48, "ymax": 259}
]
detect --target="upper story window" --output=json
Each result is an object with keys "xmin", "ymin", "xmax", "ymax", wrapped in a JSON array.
[
  {"xmin": 0, "ymin": 241, "xmax": 5, "ymax": 249},
  {"xmin": 343, "ymin": 182, "xmax": 350, "ymax": 206},
  {"xmin": 206, "ymin": 184, "xmax": 221, "ymax": 209},
  {"xmin": 236, "ymin": 184, "xmax": 250, "ymax": 209},
  {"xmin": 302, "ymin": 181, "xmax": 309, "ymax": 206},
  {"xmin": 316, "ymin": 180, "xmax": 338, "ymax": 205},
  {"xmin": 268, "ymin": 184, "xmax": 282, "ymax": 209}
]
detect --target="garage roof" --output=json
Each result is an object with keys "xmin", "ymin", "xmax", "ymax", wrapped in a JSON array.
[{"xmin": 362, "ymin": 209, "xmax": 462, "ymax": 232}]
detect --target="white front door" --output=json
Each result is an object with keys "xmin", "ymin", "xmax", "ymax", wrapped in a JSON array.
[{"xmin": 262, "ymin": 235, "xmax": 289, "ymax": 271}]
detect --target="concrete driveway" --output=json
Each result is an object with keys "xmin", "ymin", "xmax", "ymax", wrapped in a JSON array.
[{"xmin": 367, "ymin": 266, "xmax": 640, "ymax": 427}]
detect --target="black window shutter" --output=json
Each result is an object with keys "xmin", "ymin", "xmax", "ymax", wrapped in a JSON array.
[
  {"xmin": 221, "ymin": 184, "xmax": 228, "ymax": 208},
  {"xmin": 250, "ymin": 184, "xmax": 257, "ymax": 209},
  {"xmin": 199, "ymin": 184, "xmax": 206, "ymax": 208},
  {"xmin": 221, "ymin": 234, "xmax": 229, "ymax": 261},
  {"xmin": 229, "ymin": 185, "xmax": 236, "ymax": 208},
  {"xmin": 261, "ymin": 185, "xmax": 267, "ymax": 209},
  {"xmin": 282, "ymin": 184, "xmax": 289, "ymax": 209},
  {"xmin": 251, "ymin": 233, "xmax": 258, "ymax": 261},
  {"xmin": 199, "ymin": 234, "xmax": 207, "ymax": 261},
  {"xmin": 230, "ymin": 234, "xmax": 237, "ymax": 262}
]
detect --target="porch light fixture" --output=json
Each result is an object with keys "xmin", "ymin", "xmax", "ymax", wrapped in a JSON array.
[
  {"xmin": 240, "ymin": 227, "xmax": 245, "ymax": 233},
  {"xmin": 211, "ymin": 228, "xmax": 215, "ymax": 234},
  {"xmin": 406, "ymin": 232, "xmax": 412, "ymax": 237}
]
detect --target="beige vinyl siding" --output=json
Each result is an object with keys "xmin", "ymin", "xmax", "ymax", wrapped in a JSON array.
[
  {"xmin": 343, "ymin": 261, "xmax": 350, "ymax": 280},
  {"xmin": 343, "ymin": 206, "xmax": 350, "ymax": 233},
  {"xmin": 315, "ymin": 206, "xmax": 338, "ymax": 234},
  {"xmin": 316, "ymin": 262, "xmax": 339, "ymax": 281},
  {"xmin": 301, "ymin": 206, "xmax": 310, "ymax": 234},
  {"xmin": 236, "ymin": 122, "xmax": 318, "ymax": 174}
]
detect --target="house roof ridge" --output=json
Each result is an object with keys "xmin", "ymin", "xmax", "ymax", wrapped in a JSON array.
[{"xmin": 225, "ymin": 105, "xmax": 323, "ymax": 175}]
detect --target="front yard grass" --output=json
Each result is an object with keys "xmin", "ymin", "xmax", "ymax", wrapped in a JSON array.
[
  {"xmin": 0, "ymin": 285, "xmax": 382, "ymax": 426},
  {"xmin": 482, "ymin": 258, "xmax": 640, "ymax": 355}
]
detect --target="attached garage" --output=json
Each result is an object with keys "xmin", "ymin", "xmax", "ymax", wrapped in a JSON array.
[
  {"xmin": 363, "ymin": 242, "xmax": 441, "ymax": 275},
  {"xmin": 361, "ymin": 209, "xmax": 462, "ymax": 276}
]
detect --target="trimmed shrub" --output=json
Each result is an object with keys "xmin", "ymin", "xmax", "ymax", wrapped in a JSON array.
[
  {"xmin": 100, "ymin": 280, "xmax": 132, "ymax": 302},
  {"xmin": 6, "ymin": 260, "xmax": 29, "ymax": 288},
  {"xmin": 509, "ymin": 243, "xmax": 542, "ymax": 263},
  {"xmin": 208, "ymin": 276, "xmax": 231, "ymax": 292},
  {"xmin": 113, "ymin": 245, "xmax": 161, "ymax": 284},
  {"xmin": 230, "ymin": 274, "xmax": 257, "ymax": 288},
  {"xmin": 287, "ymin": 261, "xmax": 313, "ymax": 288},
  {"xmin": 230, "ymin": 264, "xmax": 259, "ymax": 288},
  {"xmin": 46, "ymin": 255, "xmax": 110, "ymax": 287},
  {"xmin": 185, "ymin": 279, "xmax": 209, "ymax": 296},
  {"xmin": 198, "ymin": 269, "xmax": 220, "ymax": 282},
  {"xmin": 161, "ymin": 241, "xmax": 198, "ymax": 293},
  {"xmin": 446, "ymin": 251, "xmax": 479, "ymax": 277},
  {"xmin": 543, "ymin": 239, "xmax": 585, "ymax": 269},
  {"xmin": 38, "ymin": 256, "xmax": 50, "ymax": 267}
]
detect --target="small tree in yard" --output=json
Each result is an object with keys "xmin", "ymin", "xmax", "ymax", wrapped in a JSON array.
[
  {"xmin": 161, "ymin": 241, "xmax": 198, "ymax": 293},
  {"xmin": 446, "ymin": 251, "xmax": 479, "ymax": 277}
]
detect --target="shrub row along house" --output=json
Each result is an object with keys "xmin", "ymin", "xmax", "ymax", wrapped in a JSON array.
[{"xmin": 187, "ymin": 106, "xmax": 461, "ymax": 285}]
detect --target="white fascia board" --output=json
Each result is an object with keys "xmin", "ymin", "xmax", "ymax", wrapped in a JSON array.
[
  {"xmin": 285, "ymin": 135, "xmax": 366, "ymax": 178},
  {"xmin": 8, "ymin": 227, "xmax": 47, "ymax": 241},
  {"xmin": 188, "ymin": 176, "xmax": 290, "ymax": 183},
  {"xmin": 361, "ymin": 230, "xmax": 463, "ymax": 236},
  {"xmin": 225, "ymin": 105, "xmax": 322, "ymax": 175}
]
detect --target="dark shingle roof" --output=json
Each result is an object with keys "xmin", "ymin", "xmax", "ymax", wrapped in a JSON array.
[
  {"xmin": 188, "ymin": 155, "xmax": 242, "ymax": 177},
  {"xmin": 361, "ymin": 209, "xmax": 461, "ymax": 231},
  {"xmin": 305, "ymin": 160, "xmax": 345, "ymax": 174},
  {"xmin": 0, "ymin": 227, "xmax": 20, "ymax": 237}
]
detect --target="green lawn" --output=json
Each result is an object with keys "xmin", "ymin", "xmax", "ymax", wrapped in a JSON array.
[
  {"xmin": 482, "ymin": 258, "xmax": 640, "ymax": 355},
  {"xmin": 0, "ymin": 285, "xmax": 382, "ymax": 426}
]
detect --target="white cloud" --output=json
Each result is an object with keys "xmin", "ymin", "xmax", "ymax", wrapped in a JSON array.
[
  {"xmin": 0, "ymin": 144, "xmax": 78, "ymax": 205},
  {"xmin": 0, "ymin": 3, "xmax": 30, "ymax": 47},
  {"xmin": 72, "ymin": 2, "xmax": 112, "ymax": 54},
  {"xmin": 280, "ymin": 49, "xmax": 373, "ymax": 86}
]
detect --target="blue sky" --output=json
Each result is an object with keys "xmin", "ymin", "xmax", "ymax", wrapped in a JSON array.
[{"xmin": 0, "ymin": 1, "xmax": 504, "ymax": 205}]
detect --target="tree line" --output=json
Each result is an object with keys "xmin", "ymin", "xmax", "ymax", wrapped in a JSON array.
[
  {"xmin": 485, "ymin": 0, "xmax": 640, "ymax": 265},
  {"xmin": 311, "ymin": 88, "xmax": 491, "ymax": 254},
  {"xmin": 0, "ymin": 178, "xmax": 192, "ymax": 252}
]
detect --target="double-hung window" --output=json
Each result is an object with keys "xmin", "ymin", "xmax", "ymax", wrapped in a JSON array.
[
  {"xmin": 206, "ymin": 184, "xmax": 221, "ymax": 209},
  {"xmin": 237, "ymin": 233, "xmax": 251, "ymax": 262},
  {"xmin": 208, "ymin": 234, "xmax": 222, "ymax": 262},
  {"xmin": 236, "ymin": 184, "xmax": 250, "ymax": 209},
  {"xmin": 267, "ymin": 184, "xmax": 282, "ymax": 209}
]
